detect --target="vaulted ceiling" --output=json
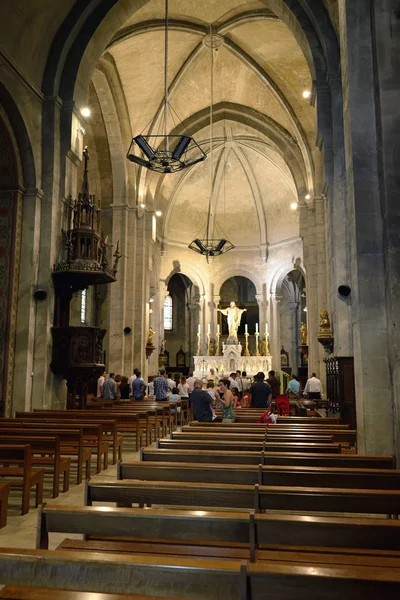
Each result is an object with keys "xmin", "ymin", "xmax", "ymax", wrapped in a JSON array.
[{"xmin": 90, "ymin": 0, "xmax": 319, "ymax": 250}]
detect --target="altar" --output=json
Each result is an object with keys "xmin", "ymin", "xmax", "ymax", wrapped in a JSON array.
[{"xmin": 193, "ymin": 343, "xmax": 272, "ymax": 379}]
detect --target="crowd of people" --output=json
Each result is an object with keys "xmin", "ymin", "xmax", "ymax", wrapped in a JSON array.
[{"xmin": 96, "ymin": 367, "xmax": 323, "ymax": 424}]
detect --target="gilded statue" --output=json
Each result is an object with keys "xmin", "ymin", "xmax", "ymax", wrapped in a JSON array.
[
  {"xmin": 300, "ymin": 322, "xmax": 308, "ymax": 345},
  {"xmin": 261, "ymin": 335, "xmax": 270, "ymax": 356},
  {"xmin": 147, "ymin": 327, "xmax": 154, "ymax": 346},
  {"xmin": 319, "ymin": 309, "xmax": 332, "ymax": 336},
  {"xmin": 217, "ymin": 301, "xmax": 247, "ymax": 339},
  {"xmin": 207, "ymin": 338, "xmax": 215, "ymax": 356}
]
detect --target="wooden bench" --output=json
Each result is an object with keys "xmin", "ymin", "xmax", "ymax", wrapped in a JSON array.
[
  {"xmin": 36, "ymin": 504, "xmax": 400, "ymax": 562},
  {"xmin": 170, "ymin": 431, "xmax": 336, "ymax": 445},
  {"xmin": 184, "ymin": 425, "xmax": 356, "ymax": 444},
  {"xmin": 85, "ymin": 478, "xmax": 400, "ymax": 516},
  {"xmin": 118, "ymin": 460, "xmax": 400, "ymax": 490},
  {"xmin": 14, "ymin": 415, "xmax": 123, "ymax": 464},
  {"xmin": 0, "ymin": 587, "xmax": 186, "ymax": 600},
  {"xmin": 141, "ymin": 447, "xmax": 395, "ymax": 468},
  {"xmin": 1, "ymin": 548, "xmax": 400, "ymax": 598},
  {"xmin": 157, "ymin": 439, "xmax": 342, "ymax": 454},
  {"xmin": 189, "ymin": 421, "xmax": 349, "ymax": 429},
  {"xmin": 0, "ymin": 481, "xmax": 9, "ymax": 528},
  {"xmin": 0, "ymin": 435, "xmax": 70, "ymax": 498},
  {"xmin": 1, "ymin": 422, "xmax": 108, "ymax": 474},
  {"xmin": 0, "ymin": 445, "xmax": 44, "ymax": 515},
  {"xmin": 0, "ymin": 429, "xmax": 90, "ymax": 485},
  {"xmin": 28, "ymin": 409, "xmax": 145, "ymax": 451}
]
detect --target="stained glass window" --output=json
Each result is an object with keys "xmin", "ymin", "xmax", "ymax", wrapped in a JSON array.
[
  {"xmin": 80, "ymin": 289, "xmax": 87, "ymax": 324},
  {"xmin": 164, "ymin": 295, "xmax": 172, "ymax": 330}
]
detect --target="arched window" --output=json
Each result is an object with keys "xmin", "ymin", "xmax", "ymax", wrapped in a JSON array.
[
  {"xmin": 80, "ymin": 289, "xmax": 87, "ymax": 324},
  {"xmin": 164, "ymin": 295, "xmax": 173, "ymax": 330}
]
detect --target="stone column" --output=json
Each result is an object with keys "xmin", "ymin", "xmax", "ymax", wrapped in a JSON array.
[
  {"xmin": 288, "ymin": 301, "xmax": 300, "ymax": 373},
  {"xmin": 338, "ymin": 0, "xmax": 392, "ymax": 453},
  {"xmin": 12, "ymin": 188, "xmax": 43, "ymax": 413},
  {"xmin": 187, "ymin": 301, "xmax": 200, "ymax": 368},
  {"xmin": 270, "ymin": 294, "xmax": 282, "ymax": 371},
  {"xmin": 255, "ymin": 293, "xmax": 267, "ymax": 339}
]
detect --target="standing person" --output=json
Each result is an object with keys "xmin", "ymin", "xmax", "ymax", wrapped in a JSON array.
[
  {"xmin": 191, "ymin": 379, "xmax": 214, "ymax": 422},
  {"xmin": 128, "ymin": 368, "xmax": 139, "ymax": 386},
  {"xmin": 250, "ymin": 372, "xmax": 272, "ymax": 409},
  {"xmin": 119, "ymin": 375, "xmax": 130, "ymax": 399},
  {"xmin": 229, "ymin": 372, "xmax": 239, "ymax": 391},
  {"xmin": 178, "ymin": 376, "xmax": 190, "ymax": 400},
  {"xmin": 96, "ymin": 371, "xmax": 106, "ymax": 398},
  {"xmin": 304, "ymin": 372, "xmax": 323, "ymax": 399},
  {"xmin": 286, "ymin": 374, "xmax": 301, "ymax": 399},
  {"xmin": 153, "ymin": 369, "xmax": 169, "ymax": 401},
  {"xmin": 102, "ymin": 373, "xmax": 118, "ymax": 401},
  {"xmin": 208, "ymin": 368, "xmax": 219, "ymax": 385},
  {"xmin": 166, "ymin": 372, "xmax": 175, "ymax": 398},
  {"xmin": 132, "ymin": 370, "xmax": 146, "ymax": 401},
  {"xmin": 267, "ymin": 370, "xmax": 280, "ymax": 399},
  {"xmin": 186, "ymin": 372, "xmax": 196, "ymax": 394},
  {"xmin": 239, "ymin": 371, "xmax": 249, "ymax": 396},
  {"xmin": 217, "ymin": 379, "xmax": 236, "ymax": 422}
]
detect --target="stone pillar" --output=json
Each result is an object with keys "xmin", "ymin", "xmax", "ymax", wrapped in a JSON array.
[
  {"xmin": 288, "ymin": 301, "xmax": 299, "ymax": 373},
  {"xmin": 255, "ymin": 293, "xmax": 267, "ymax": 339},
  {"xmin": 338, "ymin": 0, "xmax": 392, "ymax": 453},
  {"xmin": 187, "ymin": 301, "xmax": 200, "ymax": 368},
  {"xmin": 371, "ymin": 0, "xmax": 400, "ymax": 464},
  {"xmin": 12, "ymin": 188, "xmax": 43, "ymax": 413},
  {"xmin": 132, "ymin": 213, "xmax": 152, "ymax": 374},
  {"xmin": 270, "ymin": 294, "xmax": 282, "ymax": 371}
]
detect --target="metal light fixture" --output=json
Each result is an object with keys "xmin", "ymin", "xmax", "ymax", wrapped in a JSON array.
[
  {"xmin": 126, "ymin": 0, "xmax": 206, "ymax": 173},
  {"xmin": 188, "ymin": 27, "xmax": 234, "ymax": 262}
]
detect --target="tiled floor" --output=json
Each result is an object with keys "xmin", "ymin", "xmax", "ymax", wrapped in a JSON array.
[{"xmin": 0, "ymin": 447, "xmax": 140, "ymax": 551}]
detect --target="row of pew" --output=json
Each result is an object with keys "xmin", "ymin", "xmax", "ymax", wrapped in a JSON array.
[
  {"xmin": 1, "ymin": 412, "xmax": 400, "ymax": 598},
  {"xmin": 0, "ymin": 400, "xmax": 188, "ymax": 521}
]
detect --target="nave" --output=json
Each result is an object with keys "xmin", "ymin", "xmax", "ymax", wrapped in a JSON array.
[{"xmin": 0, "ymin": 402, "xmax": 400, "ymax": 599}]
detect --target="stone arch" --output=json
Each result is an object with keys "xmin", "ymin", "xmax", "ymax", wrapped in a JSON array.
[
  {"xmin": 270, "ymin": 261, "xmax": 306, "ymax": 298},
  {"xmin": 164, "ymin": 264, "xmax": 205, "ymax": 299},
  {"xmin": 216, "ymin": 268, "xmax": 262, "ymax": 298}
]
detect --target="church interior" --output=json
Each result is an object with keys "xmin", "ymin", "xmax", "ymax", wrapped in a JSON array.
[{"xmin": 0, "ymin": 0, "xmax": 400, "ymax": 597}]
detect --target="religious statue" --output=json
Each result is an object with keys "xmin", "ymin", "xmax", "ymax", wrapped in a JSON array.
[
  {"xmin": 112, "ymin": 241, "xmax": 122, "ymax": 274},
  {"xmin": 147, "ymin": 327, "xmax": 154, "ymax": 346},
  {"xmin": 61, "ymin": 229, "xmax": 74, "ymax": 263},
  {"xmin": 319, "ymin": 309, "xmax": 332, "ymax": 336},
  {"xmin": 300, "ymin": 322, "xmax": 308, "ymax": 345},
  {"xmin": 207, "ymin": 338, "xmax": 215, "ymax": 357},
  {"xmin": 99, "ymin": 231, "xmax": 109, "ymax": 268},
  {"xmin": 217, "ymin": 301, "xmax": 247, "ymax": 339}
]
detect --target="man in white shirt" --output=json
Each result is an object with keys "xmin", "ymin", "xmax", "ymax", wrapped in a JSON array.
[
  {"xmin": 186, "ymin": 372, "xmax": 196, "ymax": 394},
  {"xmin": 229, "ymin": 372, "xmax": 239, "ymax": 391},
  {"xmin": 165, "ymin": 372, "xmax": 176, "ymax": 398},
  {"xmin": 304, "ymin": 372, "xmax": 323, "ymax": 399},
  {"xmin": 96, "ymin": 371, "xmax": 106, "ymax": 398},
  {"xmin": 237, "ymin": 371, "xmax": 249, "ymax": 397}
]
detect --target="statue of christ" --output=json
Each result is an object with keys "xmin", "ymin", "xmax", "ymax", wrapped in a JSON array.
[{"xmin": 218, "ymin": 301, "xmax": 247, "ymax": 339}]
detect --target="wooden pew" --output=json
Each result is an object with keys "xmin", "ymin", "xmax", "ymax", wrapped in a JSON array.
[
  {"xmin": 1, "ymin": 548, "xmax": 400, "ymax": 598},
  {"xmin": 141, "ymin": 447, "xmax": 395, "ymax": 469},
  {"xmin": 36, "ymin": 504, "xmax": 400, "ymax": 563},
  {"xmin": 0, "ymin": 429, "xmax": 90, "ymax": 484},
  {"xmin": 184, "ymin": 425, "xmax": 357, "ymax": 444},
  {"xmin": 13, "ymin": 415, "xmax": 123, "ymax": 463},
  {"xmin": 170, "ymin": 431, "xmax": 336, "ymax": 445},
  {"xmin": 27, "ymin": 410, "xmax": 145, "ymax": 450},
  {"xmin": 0, "ymin": 422, "xmax": 107, "ymax": 474},
  {"xmin": 0, "ymin": 588, "xmax": 186, "ymax": 600},
  {"xmin": 85, "ymin": 478, "xmax": 400, "ymax": 516},
  {"xmin": 118, "ymin": 461, "xmax": 400, "ymax": 490},
  {"xmin": 0, "ymin": 445, "xmax": 44, "ymax": 515},
  {"xmin": 0, "ymin": 436, "xmax": 70, "ymax": 498},
  {"xmin": 189, "ymin": 421, "xmax": 349, "ymax": 429},
  {"xmin": 0, "ymin": 482, "xmax": 9, "ymax": 528},
  {"xmin": 157, "ymin": 439, "xmax": 341, "ymax": 454}
]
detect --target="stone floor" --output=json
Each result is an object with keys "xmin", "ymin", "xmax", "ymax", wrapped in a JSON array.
[{"xmin": 0, "ymin": 446, "xmax": 140, "ymax": 551}]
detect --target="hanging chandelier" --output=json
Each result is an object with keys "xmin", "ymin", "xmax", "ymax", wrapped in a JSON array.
[
  {"xmin": 126, "ymin": 0, "xmax": 206, "ymax": 173},
  {"xmin": 188, "ymin": 27, "xmax": 234, "ymax": 261}
]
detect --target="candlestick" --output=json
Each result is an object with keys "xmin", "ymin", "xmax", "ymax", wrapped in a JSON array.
[
  {"xmin": 196, "ymin": 332, "xmax": 201, "ymax": 356},
  {"xmin": 253, "ymin": 332, "xmax": 260, "ymax": 356},
  {"xmin": 243, "ymin": 332, "xmax": 250, "ymax": 356},
  {"xmin": 215, "ymin": 331, "xmax": 221, "ymax": 356}
]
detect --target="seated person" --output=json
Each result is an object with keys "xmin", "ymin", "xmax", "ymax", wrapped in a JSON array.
[{"xmin": 169, "ymin": 387, "xmax": 181, "ymax": 414}]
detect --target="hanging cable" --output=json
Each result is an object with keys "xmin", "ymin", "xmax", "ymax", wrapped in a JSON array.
[
  {"xmin": 206, "ymin": 24, "xmax": 214, "ymax": 245},
  {"xmin": 164, "ymin": 0, "xmax": 169, "ymax": 151}
]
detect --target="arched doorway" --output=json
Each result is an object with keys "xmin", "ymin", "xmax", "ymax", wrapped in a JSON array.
[
  {"xmin": 219, "ymin": 276, "xmax": 258, "ymax": 351},
  {"xmin": 0, "ymin": 113, "xmax": 23, "ymax": 416},
  {"xmin": 164, "ymin": 273, "xmax": 199, "ymax": 373},
  {"xmin": 279, "ymin": 269, "xmax": 306, "ymax": 376}
]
